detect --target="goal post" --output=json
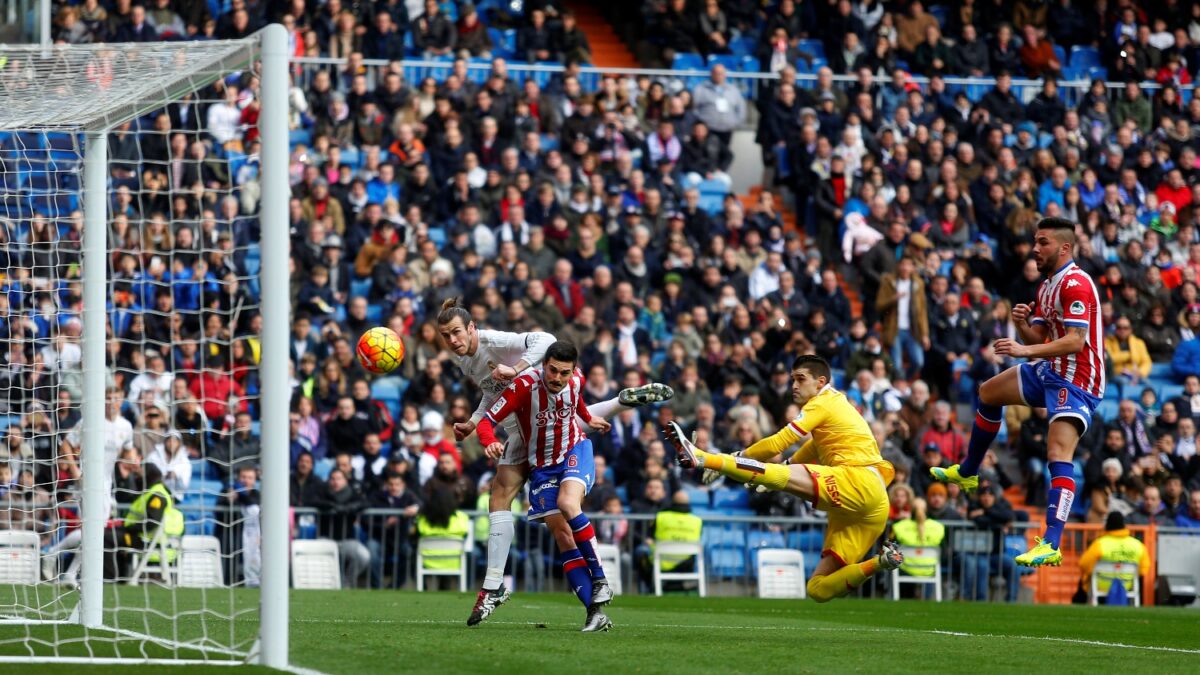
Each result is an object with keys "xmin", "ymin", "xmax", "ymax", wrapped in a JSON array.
[{"xmin": 0, "ymin": 25, "xmax": 290, "ymax": 667}]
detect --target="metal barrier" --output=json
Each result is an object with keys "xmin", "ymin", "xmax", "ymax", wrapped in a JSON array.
[
  {"xmin": 290, "ymin": 55, "xmax": 1197, "ymax": 129},
  {"xmin": 38, "ymin": 501, "xmax": 1198, "ymax": 604},
  {"xmin": 278, "ymin": 506, "xmax": 1043, "ymax": 601}
]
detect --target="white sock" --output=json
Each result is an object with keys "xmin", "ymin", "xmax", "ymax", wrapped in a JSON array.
[
  {"xmin": 46, "ymin": 529, "xmax": 82, "ymax": 554},
  {"xmin": 587, "ymin": 397, "xmax": 628, "ymax": 419},
  {"xmin": 484, "ymin": 511, "xmax": 514, "ymax": 591}
]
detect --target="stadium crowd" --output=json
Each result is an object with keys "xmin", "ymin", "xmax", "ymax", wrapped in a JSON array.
[{"xmin": 4, "ymin": 0, "xmax": 1200, "ymax": 594}]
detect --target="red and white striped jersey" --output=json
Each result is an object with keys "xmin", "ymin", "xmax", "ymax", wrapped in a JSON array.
[
  {"xmin": 1030, "ymin": 261, "xmax": 1106, "ymax": 398},
  {"xmin": 484, "ymin": 368, "xmax": 588, "ymax": 468}
]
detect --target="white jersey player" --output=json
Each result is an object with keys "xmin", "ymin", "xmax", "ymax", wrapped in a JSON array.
[{"xmin": 434, "ymin": 299, "xmax": 673, "ymax": 626}]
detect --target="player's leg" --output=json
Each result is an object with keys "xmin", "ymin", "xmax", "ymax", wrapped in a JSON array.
[
  {"xmin": 586, "ymin": 383, "xmax": 675, "ymax": 419},
  {"xmin": 557, "ymin": 440, "xmax": 612, "ymax": 606},
  {"xmin": 1017, "ymin": 416, "xmax": 1082, "ymax": 567},
  {"xmin": 932, "ymin": 364, "xmax": 1031, "ymax": 491},
  {"xmin": 665, "ymin": 422, "xmax": 803, "ymax": 496},
  {"xmin": 805, "ymin": 528, "xmax": 901, "ymax": 603},
  {"xmin": 544, "ymin": 512, "xmax": 594, "ymax": 607},
  {"xmin": 468, "ymin": 446, "xmax": 527, "ymax": 626}
]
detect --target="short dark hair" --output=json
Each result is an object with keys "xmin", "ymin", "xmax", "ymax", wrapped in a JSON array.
[
  {"xmin": 1037, "ymin": 216, "xmax": 1077, "ymax": 245},
  {"xmin": 545, "ymin": 340, "xmax": 579, "ymax": 365},
  {"xmin": 791, "ymin": 354, "xmax": 832, "ymax": 382}
]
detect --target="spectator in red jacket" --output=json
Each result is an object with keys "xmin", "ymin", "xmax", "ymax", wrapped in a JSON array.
[
  {"xmin": 1155, "ymin": 169, "xmax": 1192, "ymax": 213},
  {"xmin": 190, "ymin": 354, "xmax": 244, "ymax": 422},
  {"xmin": 918, "ymin": 401, "xmax": 967, "ymax": 466},
  {"xmin": 543, "ymin": 259, "xmax": 585, "ymax": 322}
]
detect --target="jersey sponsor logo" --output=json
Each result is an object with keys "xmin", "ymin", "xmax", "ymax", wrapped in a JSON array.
[
  {"xmin": 823, "ymin": 474, "xmax": 843, "ymax": 508},
  {"xmin": 489, "ymin": 397, "xmax": 507, "ymax": 416},
  {"xmin": 1068, "ymin": 300, "xmax": 1085, "ymax": 316},
  {"xmin": 534, "ymin": 405, "xmax": 575, "ymax": 426}
]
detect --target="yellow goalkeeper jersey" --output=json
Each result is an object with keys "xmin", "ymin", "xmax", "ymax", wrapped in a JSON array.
[{"xmin": 749, "ymin": 385, "xmax": 894, "ymax": 484}]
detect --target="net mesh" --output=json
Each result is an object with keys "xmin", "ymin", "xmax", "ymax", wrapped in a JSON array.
[{"xmin": 0, "ymin": 38, "xmax": 267, "ymax": 662}]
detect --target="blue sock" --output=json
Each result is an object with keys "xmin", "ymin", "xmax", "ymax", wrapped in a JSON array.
[
  {"xmin": 959, "ymin": 403, "xmax": 1003, "ymax": 477},
  {"xmin": 1043, "ymin": 461, "xmax": 1075, "ymax": 549},
  {"xmin": 560, "ymin": 548, "xmax": 593, "ymax": 607},
  {"xmin": 568, "ymin": 514, "xmax": 605, "ymax": 580}
]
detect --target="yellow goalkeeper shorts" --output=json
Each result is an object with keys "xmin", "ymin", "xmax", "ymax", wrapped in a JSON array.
[{"xmin": 798, "ymin": 463, "xmax": 890, "ymax": 566}]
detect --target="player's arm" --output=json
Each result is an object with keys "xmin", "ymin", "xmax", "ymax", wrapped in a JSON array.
[
  {"xmin": 489, "ymin": 331, "xmax": 555, "ymax": 381},
  {"xmin": 997, "ymin": 325, "xmax": 1086, "ymax": 359},
  {"xmin": 742, "ymin": 424, "xmax": 805, "ymax": 462},
  {"xmin": 475, "ymin": 377, "xmax": 530, "ymax": 458},
  {"xmin": 572, "ymin": 377, "xmax": 611, "ymax": 433},
  {"xmin": 999, "ymin": 286, "xmax": 1092, "ymax": 359},
  {"xmin": 1010, "ymin": 301, "xmax": 1049, "ymax": 345},
  {"xmin": 744, "ymin": 402, "xmax": 826, "ymax": 462}
]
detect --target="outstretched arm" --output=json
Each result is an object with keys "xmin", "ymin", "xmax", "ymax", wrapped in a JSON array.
[
  {"xmin": 996, "ymin": 326, "xmax": 1086, "ymax": 360},
  {"xmin": 742, "ymin": 425, "xmax": 804, "ymax": 463}
]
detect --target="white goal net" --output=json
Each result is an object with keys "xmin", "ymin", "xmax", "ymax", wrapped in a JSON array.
[{"xmin": 0, "ymin": 31, "xmax": 291, "ymax": 667}]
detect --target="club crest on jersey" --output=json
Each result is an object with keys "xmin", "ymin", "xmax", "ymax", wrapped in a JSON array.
[
  {"xmin": 489, "ymin": 397, "xmax": 507, "ymax": 416},
  {"xmin": 1068, "ymin": 300, "xmax": 1085, "ymax": 316}
]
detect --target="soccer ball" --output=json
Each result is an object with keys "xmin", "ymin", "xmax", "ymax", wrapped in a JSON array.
[{"xmin": 356, "ymin": 326, "xmax": 404, "ymax": 374}]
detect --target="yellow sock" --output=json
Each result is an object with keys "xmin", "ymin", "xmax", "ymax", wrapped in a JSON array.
[
  {"xmin": 695, "ymin": 451, "xmax": 791, "ymax": 490},
  {"xmin": 806, "ymin": 560, "xmax": 880, "ymax": 603}
]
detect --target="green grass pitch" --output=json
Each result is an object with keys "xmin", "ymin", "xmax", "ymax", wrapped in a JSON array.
[{"xmin": 2, "ymin": 589, "xmax": 1197, "ymax": 673}]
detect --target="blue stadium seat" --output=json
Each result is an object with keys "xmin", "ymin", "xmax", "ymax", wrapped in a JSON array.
[
  {"xmin": 1159, "ymin": 383, "xmax": 1185, "ymax": 402},
  {"xmin": 1086, "ymin": 66, "xmax": 1108, "ymax": 81},
  {"xmin": 728, "ymin": 36, "xmax": 756, "ymax": 58},
  {"xmin": 929, "ymin": 5, "xmax": 948, "ymax": 28},
  {"xmin": 697, "ymin": 178, "xmax": 729, "ymax": 195},
  {"xmin": 1150, "ymin": 363, "xmax": 1173, "ymax": 379},
  {"xmin": 467, "ymin": 57, "xmax": 492, "ymax": 84},
  {"xmin": 698, "ymin": 193, "xmax": 725, "ymax": 214},
  {"xmin": 797, "ymin": 39, "xmax": 825, "ymax": 59},
  {"xmin": 707, "ymin": 546, "xmax": 747, "ymax": 577},
  {"xmin": 683, "ymin": 486, "xmax": 710, "ymax": 509},
  {"xmin": 739, "ymin": 56, "xmax": 761, "ymax": 73},
  {"xmin": 350, "ymin": 277, "xmax": 372, "ymax": 300},
  {"xmin": 487, "ymin": 28, "xmax": 513, "ymax": 58},
  {"xmin": 314, "ymin": 457, "xmax": 335, "ymax": 481},
  {"xmin": 671, "ymin": 53, "xmax": 706, "ymax": 71},
  {"xmin": 530, "ymin": 62, "xmax": 561, "ymax": 88},
  {"xmin": 786, "ymin": 529, "xmax": 824, "ymax": 553},
  {"xmin": 371, "ymin": 376, "xmax": 408, "ymax": 420},
  {"xmin": 707, "ymin": 54, "xmax": 742, "ymax": 71},
  {"xmin": 701, "ymin": 524, "xmax": 747, "ymax": 547},
  {"xmin": 1052, "ymin": 45, "xmax": 1066, "ymax": 67},
  {"xmin": 712, "ymin": 488, "xmax": 749, "ymax": 510},
  {"xmin": 288, "ymin": 128, "xmax": 312, "ymax": 147},
  {"xmin": 1095, "ymin": 398, "xmax": 1119, "ymax": 420},
  {"xmin": 1070, "ymin": 46, "xmax": 1101, "ymax": 69}
]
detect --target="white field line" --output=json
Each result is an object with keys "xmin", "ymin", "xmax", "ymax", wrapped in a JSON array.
[{"xmin": 292, "ymin": 617, "xmax": 1200, "ymax": 655}]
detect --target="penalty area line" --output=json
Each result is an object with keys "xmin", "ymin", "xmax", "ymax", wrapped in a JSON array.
[
  {"xmin": 293, "ymin": 618, "xmax": 1200, "ymax": 654},
  {"xmin": 926, "ymin": 630, "xmax": 1200, "ymax": 655}
]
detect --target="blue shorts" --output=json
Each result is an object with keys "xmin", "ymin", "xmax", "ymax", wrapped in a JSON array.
[
  {"xmin": 528, "ymin": 439, "xmax": 595, "ymax": 521},
  {"xmin": 1017, "ymin": 360, "xmax": 1101, "ymax": 431}
]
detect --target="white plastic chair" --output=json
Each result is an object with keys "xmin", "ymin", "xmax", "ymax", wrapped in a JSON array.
[
  {"xmin": 127, "ymin": 527, "xmax": 178, "ymax": 587},
  {"xmin": 653, "ymin": 541, "xmax": 706, "ymax": 597},
  {"xmin": 0, "ymin": 530, "xmax": 41, "ymax": 585},
  {"xmin": 891, "ymin": 546, "xmax": 943, "ymax": 602},
  {"xmin": 595, "ymin": 543, "xmax": 622, "ymax": 595},
  {"xmin": 292, "ymin": 539, "xmax": 342, "ymax": 589},
  {"xmin": 756, "ymin": 548, "xmax": 806, "ymax": 599},
  {"xmin": 177, "ymin": 535, "xmax": 224, "ymax": 588},
  {"xmin": 416, "ymin": 537, "xmax": 469, "ymax": 592},
  {"xmin": 1090, "ymin": 560, "xmax": 1141, "ymax": 606}
]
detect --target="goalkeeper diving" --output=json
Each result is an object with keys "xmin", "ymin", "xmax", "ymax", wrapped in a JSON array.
[{"xmin": 664, "ymin": 355, "xmax": 902, "ymax": 602}]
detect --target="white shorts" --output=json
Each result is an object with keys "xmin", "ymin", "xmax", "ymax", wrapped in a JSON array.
[{"xmin": 498, "ymin": 434, "xmax": 528, "ymax": 466}]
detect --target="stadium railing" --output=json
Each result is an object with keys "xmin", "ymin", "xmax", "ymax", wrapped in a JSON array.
[
  {"xmin": 291, "ymin": 55, "xmax": 1197, "ymax": 128},
  {"xmin": 200, "ymin": 505, "xmax": 1042, "ymax": 602},
  {"xmin": 81, "ymin": 503, "xmax": 1192, "ymax": 604}
]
